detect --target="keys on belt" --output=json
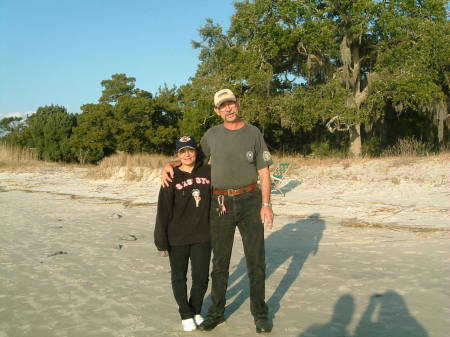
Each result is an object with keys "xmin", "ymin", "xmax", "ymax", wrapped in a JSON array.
[
  {"xmin": 217, "ymin": 195, "xmax": 227, "ymax": 216},
  {"xmin": 213, "ymin": 183, "xmax": 258, "ymax": 216}
]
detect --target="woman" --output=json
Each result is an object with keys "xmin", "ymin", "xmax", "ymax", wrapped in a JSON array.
[{"xmin": 154, "ymin": 136, "xmax": 211, "ymax": 331}]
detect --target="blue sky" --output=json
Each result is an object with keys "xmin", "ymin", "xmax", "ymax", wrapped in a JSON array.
[{"xmin": 0, "ymin": 0, "xmax": 235, "ymax": 119}]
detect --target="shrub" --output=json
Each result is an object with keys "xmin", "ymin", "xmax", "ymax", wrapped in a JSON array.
[
  {"xmin": 382, "ymin": 137, "xmax": 433, "ymax": 157},
  {"xmin": 362, "ymin": 137, "xmax": 383, "ymax": 157}
]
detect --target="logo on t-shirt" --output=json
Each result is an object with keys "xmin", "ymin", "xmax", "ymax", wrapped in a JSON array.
[
  {"xmin": 246, "ymin": 151, "xmax": 255, "ymax": 162},
  {"xmin": 192, "ymin": 189, "xmax": 201, "ymax": 207},
  {"xmin": 263, "ymin": 151, "xmax": 271, "ymax": 162},
  {"xmin": 175, "ymin": 177, "xmax": 211, "ymax": 190}
]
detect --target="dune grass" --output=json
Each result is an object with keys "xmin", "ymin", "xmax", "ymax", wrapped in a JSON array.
[
  {"xmin": 0, "ymin": 143, "xmax": 40, "ymax": 168},
  {"xmin": 88, "ymin": 152, "xmax": 174, "ymax": 180},
  {"xmin": 2, "ymin": 140, "xmax": 448, "ymax": 181}
]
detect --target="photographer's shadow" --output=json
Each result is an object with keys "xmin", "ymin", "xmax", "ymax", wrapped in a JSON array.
[
  {"xmin": 298, "ymin": 291, "xmax": 428, "ymax": 337},
  {"xmin": 298, "ymin": 294, "xmax": 355, "ymax": 337},
  {"xmin": 225, "ymin": 213, "xmax": 326, "ymax": 317},
  {"xmin": 354, "ymin": 290, "xmax": 428, "ymax": 337}
]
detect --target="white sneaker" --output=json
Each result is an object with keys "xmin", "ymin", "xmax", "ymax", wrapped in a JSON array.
[
  {"xmin": 194, "ymin": 314, "xmax": 204, "ymax": 325},
  {"xmin": 182, "ymin": 318, "xmax": 196, "ymax": 331}
]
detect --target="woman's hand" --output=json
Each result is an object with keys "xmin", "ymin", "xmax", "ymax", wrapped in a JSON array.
[{"xmin": 159, "ymin": 250, "xmax": 169, "ymax": 257}]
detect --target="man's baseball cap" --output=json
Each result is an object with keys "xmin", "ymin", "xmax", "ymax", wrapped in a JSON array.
[
  {"xmin": 175, "ymin": 136, "xmax": 197, "ymax": 152},
  {"xmin": 214, "ymin": 89, "xmax": 236, "ymax": 108}
]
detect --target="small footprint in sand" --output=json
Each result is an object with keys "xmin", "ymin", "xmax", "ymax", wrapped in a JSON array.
[
  {"xmin": 48, "ymin": 251, "xmax": 68, "ymax": 257},
  {"xmin": 120, "ymin": 234, "xmax": 138, "ymax": 241}
]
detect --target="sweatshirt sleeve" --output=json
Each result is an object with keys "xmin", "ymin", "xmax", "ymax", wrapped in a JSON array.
[{"xmin": 154, "ymin": 185, "xmax": 174, "ymax": 251}]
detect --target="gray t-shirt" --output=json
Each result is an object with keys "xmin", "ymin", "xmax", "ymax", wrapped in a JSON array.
[{"xmin": 200, "ymin": 123, "xmax": 273, "ymax": 189}]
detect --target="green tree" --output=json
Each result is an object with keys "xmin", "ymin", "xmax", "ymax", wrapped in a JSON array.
[
  {"xmin": 178, "ymin": 79, "xmax": 221, "ymax": 140},
  {"xmin": 71, "ymin": 75, "xmax": 182, "ymax": 161},
  {"xmin": 70, "ymin": 103, "xmax": 116, "ymax": 163},
  {"xmin": 0, "ymin": 116, "xmax": 31, "ymax": 147},
  {"xmin": 111, "ymin": 86, "xmax": 180, "ymax": 154},
  {"xmin": 112, "ymin": 94, "xmax": 155, "ymax": 153},
  {"xmin": 27, "ymin": 105, "xmax": 75, "ymax": 161},
  {"xmin": 0, "ymin": 116, "xmax": 22, "ymax": 134},
  {"xmin": 149, "ymin": 85, "xmax": 182, "ymax": 153},
  {"xmin": 188, "ymin": 0, "xmax": 449, "ymax": 155},
  {"xmin": 99, "ymin": 73, "xmax": 137, "ymax": 104},
  {"xmin": 366, "ymin": 0, "xmax": 449, "ymax": 147}
]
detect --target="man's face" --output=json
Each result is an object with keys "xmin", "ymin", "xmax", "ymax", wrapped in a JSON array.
[{"xmin": 214, "ymin": 100, "xmax": 240, "ymax": 123}]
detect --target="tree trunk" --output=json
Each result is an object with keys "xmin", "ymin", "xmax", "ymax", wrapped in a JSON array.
[
  {"xmin": 349, "ymin": 124, "xmax": 362, "ymax": 157},
  {"xmin": 436, "ymin": 101, "xmax": 447, "ymax": 143},
  {"xmin": 340, "ymin": 35, "xmax": 369, "ymax": 157}
]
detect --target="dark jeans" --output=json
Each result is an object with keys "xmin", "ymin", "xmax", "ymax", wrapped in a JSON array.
[
  {"xmin": 208, "ymin": 188, "xmax": 268, "ymax": 320},
  {"xmin": 169, "ymin": 242, "xmax": 211, "ymax": 320}
]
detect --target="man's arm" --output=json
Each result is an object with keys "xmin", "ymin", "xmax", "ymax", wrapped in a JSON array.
[
  {"xmin": 161, "ymin": 160, "xmax": 181, "ymax": 187},
  {"xmin": 258, "ymin": 166, "xmax": 273, "ymax": 229}
]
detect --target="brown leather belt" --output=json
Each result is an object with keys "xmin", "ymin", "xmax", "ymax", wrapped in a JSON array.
[{"xmin": 212, "ymin": 183, "xmax": 258, "ymax": 196}]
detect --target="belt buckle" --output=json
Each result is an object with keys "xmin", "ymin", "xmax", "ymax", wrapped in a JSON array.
[{"xmin": 227, "ymin": 189, "xmax": 234, "ymax": 196}]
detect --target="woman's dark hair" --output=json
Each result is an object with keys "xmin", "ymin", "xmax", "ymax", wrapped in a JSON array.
[{"xmin": 195, "ymin": 148, "xmax": 205, "ymax": 168}]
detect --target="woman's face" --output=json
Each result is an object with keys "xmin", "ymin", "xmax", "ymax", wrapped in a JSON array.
[{"xmin": 177, "ymin": 148, "xmax": 196, "ymax": 166}]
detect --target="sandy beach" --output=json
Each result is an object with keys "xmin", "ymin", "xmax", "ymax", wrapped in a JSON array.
[{"xmin": 1, "ymin": 155, "xmax": 449, "ymax": 337}]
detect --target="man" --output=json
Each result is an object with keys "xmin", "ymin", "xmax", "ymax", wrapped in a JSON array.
[{"xmin": 162, "ymin": 89, "xmax": 274, "ymax": 333}]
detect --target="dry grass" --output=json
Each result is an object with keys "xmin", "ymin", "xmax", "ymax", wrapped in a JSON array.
[
  {"xmin": 273, "ymin": 153, "xmax": 334, "ymax": 166},
  {"xmin": 88, "ymin": 152, "xmax": 174, "ymax": 180},
  {"xmin": 271, "ymin": 153, "xmax": 372, "ymax": 177},
  {"xmin": 280, "ymin": 151, "xmax": 448, "ymax": 167},
  {"xmin": 382, "ymin": 137, "xmax": 433, "ymax": 157},
  {"xmin": 273, "ymin": 151, "xmax": 449, "ymax": 182},
  {"xmin": 0, "ymin": 142, "xmax": 41, "ymax": 168},
  {"xmin": 341, "ymin": 218, "xmax": 450, "ymax": 233},
  {"xmin": 2, "ymin": 141, "xmax": 448, "ymax": 181},
  {"xmin": 391, "ymin": 177, "xmax": 401, "ymax": 185},
  {"xmin": 91, "ymin": 152, "xmax": 356, "ymax": 182}
]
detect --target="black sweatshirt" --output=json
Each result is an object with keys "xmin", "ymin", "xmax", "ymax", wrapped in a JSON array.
[{"xmin": 154, "ymin": 165, "xmax": 211, "ymax": 251}]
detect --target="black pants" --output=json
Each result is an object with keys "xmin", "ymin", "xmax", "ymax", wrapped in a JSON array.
[
  {"xmin": 169, "ymin": 242, "xmax": 211, "ymax": 320},
  {"xmin": 208, "ymin": 188, "xmax": 268, "ymax": 320}
]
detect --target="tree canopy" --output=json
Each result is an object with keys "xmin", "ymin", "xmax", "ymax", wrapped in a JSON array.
[
  {"xmin": 1, "ymin": 0, "xmax": 449, "ymax": 161},
  {"xmin": 26, "ymin": 105, "xmax": 76, "ymax": 161},
  {"xmin": 184, "ymin": 0, "xmax": 449, "ymax": 155}
]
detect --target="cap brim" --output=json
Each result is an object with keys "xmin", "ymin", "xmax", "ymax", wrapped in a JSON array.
[{"xmin": 177, "ymin": 146, "xmax": 196, "ymax": 152}]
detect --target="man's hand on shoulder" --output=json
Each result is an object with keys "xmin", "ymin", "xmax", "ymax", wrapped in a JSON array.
[{"xmin": 161, "ymin": 163, "xmax": 175, "ymax": 187}]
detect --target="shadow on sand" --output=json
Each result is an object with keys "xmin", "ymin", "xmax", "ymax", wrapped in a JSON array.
[
  {"xmin": 221, "ymin": 213, "xmax": 325, "ymax": 318},
  {"xmin": 298, "ymin": 291, "xmax": 428, "ymax": 337}
]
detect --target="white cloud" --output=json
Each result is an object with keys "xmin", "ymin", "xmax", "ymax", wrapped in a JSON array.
[{"xmin": 0, "ymin": 111, "xmax": 36, "ymax": 120}]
